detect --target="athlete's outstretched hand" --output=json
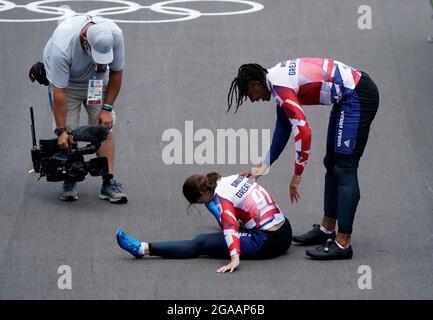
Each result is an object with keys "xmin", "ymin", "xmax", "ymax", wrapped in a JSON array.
[
  {"xmin": 239, "ymin": 163, "xmax": 269, "ymax": 180},
  {"xmin": 289, "ymin": 174, "xmax": 302, "ymax": 203},
  {"xmin": 217, "ymin": 255, "xmax": 240, "ymax": 273}
]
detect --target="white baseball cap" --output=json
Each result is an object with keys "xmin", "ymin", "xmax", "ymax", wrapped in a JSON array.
[{"xmin": 86, "ymin": 23, "xmax": 114, "ymax": 64}]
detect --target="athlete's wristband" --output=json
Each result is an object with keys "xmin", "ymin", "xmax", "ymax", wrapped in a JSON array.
[{"xmin": 101, "ymin": 103, "xmax": 113, "ymax": 112}]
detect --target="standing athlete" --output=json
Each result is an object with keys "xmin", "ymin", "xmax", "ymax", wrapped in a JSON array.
[
  {"xmin": 227, "ymin": 57, "xmax": 379, "ymax": 260},
  {"xmin": 116, "ymin": 172, "xmax": 292, "ymax": 273}
]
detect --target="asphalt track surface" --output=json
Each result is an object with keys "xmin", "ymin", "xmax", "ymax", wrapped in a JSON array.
[{"xmin": 0, "ymin": 0, "xmax": 432, "ymax": 300}]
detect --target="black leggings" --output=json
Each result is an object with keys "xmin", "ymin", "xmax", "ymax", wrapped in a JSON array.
[
  {"xmin": 324, "ymin": 72, "xmax": 379, "ymax": 234},
  {"xmin": 149, "ymin": 218, "xmax": 292, "ymax": 259}
]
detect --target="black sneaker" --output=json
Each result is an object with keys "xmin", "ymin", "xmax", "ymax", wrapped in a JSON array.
[
  {"xmin": 292, "ymin": 224, "xmax": 336, "ymax": 246},
  {"xmin": 306, "ymin": 239, "xmax": 353, "ymax": 260}
]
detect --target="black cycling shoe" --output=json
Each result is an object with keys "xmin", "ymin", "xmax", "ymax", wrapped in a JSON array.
[
  {"xmin": 292, "ymin": 224, "xmax": 336, "ymax": 246},
  {"xmin": 306, "ymin": 239, "xmax": 353, "ymax": 260}
]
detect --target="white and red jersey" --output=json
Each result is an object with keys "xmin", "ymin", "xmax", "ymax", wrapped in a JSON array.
[
  {"xmin": 265, "ymin": 57, "xmax": 362, "ymax": 175},
  {"xmin": 212, "ymin": 175, "xmax": 285, "ymax": 256}
]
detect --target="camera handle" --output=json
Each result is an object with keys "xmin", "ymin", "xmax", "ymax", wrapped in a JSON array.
[{"xmin": 67, "ymin": 142, "xmax": 101, "ymax": 156}]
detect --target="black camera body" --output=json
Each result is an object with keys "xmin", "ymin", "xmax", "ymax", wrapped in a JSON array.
[
  {"xmin": 30, "ymin": 108, "xmax": 109, "ymax": 182},
  {"xmin": 31, "ymin": 138, "xmax": 108, "ymax": 182}
]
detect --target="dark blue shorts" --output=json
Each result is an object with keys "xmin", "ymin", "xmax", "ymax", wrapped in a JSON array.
[
  {"xmin": 327, "ymin": 72, "xmax": 379, "ymax": 157},
  {"xmin": 239, "ymin": 218, "xmax": 292, "ymax": 259}
]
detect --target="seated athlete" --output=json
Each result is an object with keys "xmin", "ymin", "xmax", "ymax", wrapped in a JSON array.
[{"xmin": 116, "ymin": 172, "xmax": 292, "ymax": 273}]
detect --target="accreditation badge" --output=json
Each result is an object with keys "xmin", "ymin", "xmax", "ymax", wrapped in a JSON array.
[{"xmin": 87, "ymin": 79, "xmax": 104, "ymax": 105}]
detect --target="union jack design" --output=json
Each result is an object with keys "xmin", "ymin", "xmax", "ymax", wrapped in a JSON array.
[
  {"xmin": 211, "ymin": 175, "xmax": 285, "ymax": 256},
  {"xmin": 266, "ymin": 57, "xmax": 361, "ymax": 175}
]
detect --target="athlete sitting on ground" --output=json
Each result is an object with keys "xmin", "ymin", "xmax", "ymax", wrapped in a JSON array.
[{"xmin": 116, "ymin": 172, "xmax": 292, "ymax": 273}]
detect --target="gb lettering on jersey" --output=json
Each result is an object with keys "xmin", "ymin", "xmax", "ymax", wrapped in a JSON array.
[{"xmin": 87, "ymin": 78, "xmax": 103, "ymax": 105}]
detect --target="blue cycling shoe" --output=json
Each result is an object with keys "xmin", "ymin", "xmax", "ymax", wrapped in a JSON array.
[{"xmin": 116, "ymin": 229, "xmax": 143, "ymax": 259}]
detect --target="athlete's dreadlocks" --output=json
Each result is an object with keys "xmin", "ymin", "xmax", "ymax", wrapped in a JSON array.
[{"xmin": 227, "ymin": 63, "xmax": 268, "ymax": 113}]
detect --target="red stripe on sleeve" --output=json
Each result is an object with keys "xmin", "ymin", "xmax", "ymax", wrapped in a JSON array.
[{"xmin": 218, "ymin": 196, "xmax": 240, "ymax": 255}]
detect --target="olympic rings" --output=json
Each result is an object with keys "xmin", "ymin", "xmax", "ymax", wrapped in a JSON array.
[{"xmin": 0, "ymin": 0, "xmax": 264, "ymax": 23}]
